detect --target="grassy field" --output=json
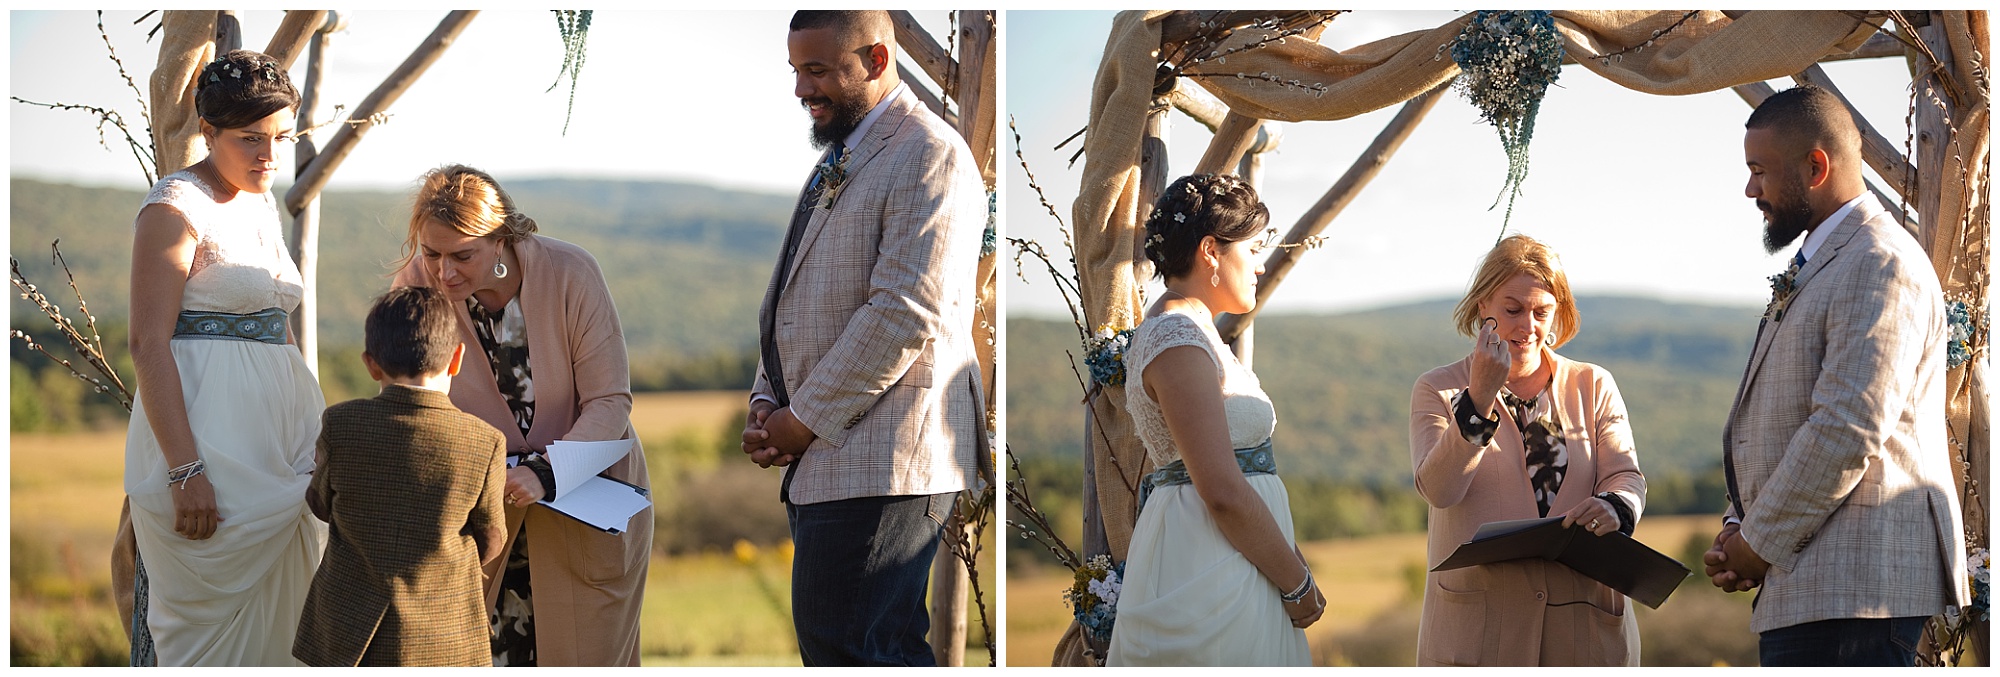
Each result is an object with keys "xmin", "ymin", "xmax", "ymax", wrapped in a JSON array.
[
  {"xmin": 1005, "ymin": 513, "xmax": 1758, "ymax": 667},
  {"xmin": 10, "ymin": 390, "xmax": 997, "ymax": 666}
]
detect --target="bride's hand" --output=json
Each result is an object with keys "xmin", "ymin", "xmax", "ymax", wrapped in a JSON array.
[
  {"xmin": 1284, "ymin": 585, "xmax": 1325, "ymax": 629},
  {"xmin": 170, "ymin": 472, "xmax": 223, "ymax": 540}
]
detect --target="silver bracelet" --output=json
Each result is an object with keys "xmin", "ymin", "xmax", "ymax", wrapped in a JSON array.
[
  {"xmin": 166, "ymin": 459, "xmax": 206, "ymax": 489},
  {"xmin": 1281, "ymin": 570, "xmax": 1316, "ymax": 604}
]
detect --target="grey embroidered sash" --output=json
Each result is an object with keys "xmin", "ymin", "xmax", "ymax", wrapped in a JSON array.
[
  {"xmin": 173, "ymin": 308, "xmax": 289, "ymax": 344},
  {"xmin": 1138, "ymin": 438, "xmax": 1277, "ymax": 510}
]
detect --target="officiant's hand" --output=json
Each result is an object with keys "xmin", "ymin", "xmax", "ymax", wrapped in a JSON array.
[
  {"xmin": 1559, "ymin": 496, "xmax": 1621, "ymax": 536},
  {"xmin": 1466, "ymin": 317, "xmax": 1511, "ymax": 414},
  {"xmin": 505, "ymin": 466, "xmax": 547, "ymax": 507}
]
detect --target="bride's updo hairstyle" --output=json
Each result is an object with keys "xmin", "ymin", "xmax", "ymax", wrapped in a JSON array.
[
  {"xmin": 194, "ymin": 50, "xmax": 299, "ymax": 129},
  {"xmin": 402, "ymin": 164, "xmax": 539, "ymax": 265},
  {"xmin": 1142, "ymin": 173, "xmax": 1269, "ymax": 281}
]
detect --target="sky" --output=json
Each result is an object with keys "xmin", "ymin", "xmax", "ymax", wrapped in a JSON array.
[
  {"xmin": 9, "ymin": 10, "xmax": 957, "ymax": 195},
  {"xmin": 1003, "ymin": 10, "xmax": 1924, "ymax": 318},
  {"xmin": 5, "ymin": 9, "xmax": 1937, "ymax": 319}
]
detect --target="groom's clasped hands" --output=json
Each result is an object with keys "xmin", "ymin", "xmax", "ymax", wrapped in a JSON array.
[{"xmin": 741, "ymin": 400, "xmax": 817, "ymax": 468}]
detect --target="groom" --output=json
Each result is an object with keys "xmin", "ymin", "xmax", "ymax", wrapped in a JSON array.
[
  {"xmin": 1706, "ymin": 84, "xmax": 1968, "ymax": 666},
  {"xmin": 740, "ymin": 10, "xmax": 986, "ymax": 666}
]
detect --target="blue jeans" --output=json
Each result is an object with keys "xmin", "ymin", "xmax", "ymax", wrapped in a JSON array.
[
  {"xmin": 787, "ymin": 492, "xmax": 955, "ymax": 666},
  {"xmin": 1759, "ymin": 616, "xmax": 1928, "ymax": 666}
]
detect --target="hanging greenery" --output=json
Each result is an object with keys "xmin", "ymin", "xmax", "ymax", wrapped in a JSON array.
[
  {"xmin": 1448, "ymin": 10, "xmax": 1564, "ymax": 239},
  {"xmin": 549, "ymin": 10, "xmax": 592, "ymax": 136}
]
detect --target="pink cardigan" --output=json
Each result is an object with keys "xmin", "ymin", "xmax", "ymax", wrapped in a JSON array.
[
  {"xmin": 395, "ymin": 233, "xmax": 650, "ymax": 666},
  {"xmin": 1408, "ymin": 350, "xmax": 1646, "ymax": 666}
]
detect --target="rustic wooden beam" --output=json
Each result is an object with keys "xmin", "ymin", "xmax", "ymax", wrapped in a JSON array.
[
  {"xmin": 891, "ymin": 10, "xmax": 957, "ymax": 97},
  {"xmin": 1820, "ymin": 32, "xmax": 1906, "ymax": 63},
  {"xmin": 1217, "ymin": 82, "xmax": 1447, "ymax": 342},
  {"xmin": 1168, "ymin": 79, "xmax": 1230, "ymax": 131},
  {"xmin": 1791, "ymin": 64, "xmax": 1918, "ymax": 202},
  {"xmin": 289, "ymin": 19, "xmax": 335, "ymax": 375},
  {"xmin": 1135, "ymin": 100, "xmax": 1172, "ymax": 281},
  {"xmin": 898, "ymin": 63, "xmax": 956, "ymax": 127},
  {"xmin": 215, "ymin": 10, "xmax": 242, "ymax": 53},
  {"xmin": 1732, "ymin": 80, "xmax": 1778, "ymax": 107},
  {"xmin": 955, "ymin": 10, "xmax": 997, "ymax": 187},
  {"xmin": 929, "ymin": 522, "xmax": 974, "ymax": 667},
  {"xmin": 262, "ymin": 10, "xmax": 326, "ymax": 69},
  {"xmin": 285, "ymin": 10, "xmax": 477, "ymax": 215},
  {"xmin": 1193, "ymin": 111, "xmax": 1261, "ymax": 176}
]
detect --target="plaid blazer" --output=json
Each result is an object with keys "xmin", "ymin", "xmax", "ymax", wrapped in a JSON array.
[
  {"xmin": 293, "ymin": 385, "xmax": 507, "ymax": 666},
  {"xmin": 1724, "ymin": 200, "xmax": 1970, "ymax": 633},
  {"xmin": 753, "ymin": 88, "xmax": 987, "ymax": 505}
]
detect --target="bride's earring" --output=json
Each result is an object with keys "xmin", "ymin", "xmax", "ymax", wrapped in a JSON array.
[
  {"xmin": 493, "ymin": 259, "xmax": 509, "ymax": 279},
  {"xmin": 1210, "ymin": 269, "xmax": 1220, "ymax": 287}
]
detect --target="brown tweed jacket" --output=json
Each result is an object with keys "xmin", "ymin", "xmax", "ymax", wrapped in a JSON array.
[
  {"xmin": 752, "ymin": 87, "xmax": 987, "ymax": 505},
  {"xmin": 395, "ymin": 234, "xmax": 652, "ymax": 666},
  {"xmin": 293, "ymin": 385, "xmax": 506, "ymax": 666},
  {"xmin": 1724, "ymin": 199, "xmax": 1970, "ymax": 633}
]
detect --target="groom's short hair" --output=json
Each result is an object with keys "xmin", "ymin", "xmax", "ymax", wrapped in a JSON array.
[
  {"xmin": 364, "ymin": 287, "xmax": 459, "ymax": 378},
  {"xmin": 1746, "ymin": 85, "xmax": 1862, "ymax": 166},
  {"xmin": 790, "ymin": 10, "xmax": 891, "ymax": 51}
]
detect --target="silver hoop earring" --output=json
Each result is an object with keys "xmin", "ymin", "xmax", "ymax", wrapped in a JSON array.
[
  {"xmin": 493, "ymin": 261, "xmax": 509, "ymax": 279},
  {"xmin": 1210, "ymin": 270, "xmax": 1220, "ymax": 287}
]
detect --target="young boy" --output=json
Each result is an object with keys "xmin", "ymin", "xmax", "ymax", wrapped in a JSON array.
[{"xmin": 293, "ymin": 286, "xmax": 507, "ymax": 666}]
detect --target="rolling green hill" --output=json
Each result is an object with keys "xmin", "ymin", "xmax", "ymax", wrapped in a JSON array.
[{"xmin": 1007, "ymin": 296, "xmax": 1754, "ymax": 517}]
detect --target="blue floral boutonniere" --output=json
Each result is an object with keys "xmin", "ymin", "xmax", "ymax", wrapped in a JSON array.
[
  {"xmin": 814, "ymin": 151, "xmax": 852, "ymax": 211},
  {"xmin": 1765, "ymin": 257, "xmax": 1803, "ymax": 322}
]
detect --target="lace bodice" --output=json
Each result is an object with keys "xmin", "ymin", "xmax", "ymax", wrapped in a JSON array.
[
  {"xmin": 142, "ymin": 170, "xmax": 303, "ymax": 315},
  {"xmin": 1125, "ymin": 309, "xmax": 1276, "ymax": 467}
]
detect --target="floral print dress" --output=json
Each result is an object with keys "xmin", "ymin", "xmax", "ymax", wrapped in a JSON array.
[{"xmin": 467, "ymin": 296, "xmax": 552, "ymax": 667}]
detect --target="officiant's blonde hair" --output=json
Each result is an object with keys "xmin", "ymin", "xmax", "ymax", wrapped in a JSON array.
[
  {"xmin": 401, "ymin": 164, "xmax": 539, "ymax": 267},
  {"xmin": 1452, "ymin": 234, "xmax": 1580, "ymax": 349}
]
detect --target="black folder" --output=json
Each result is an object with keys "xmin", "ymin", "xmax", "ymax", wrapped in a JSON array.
[{"xmin": 1431, "ymin": 517, "xmax": 1691, "ymax": 609}]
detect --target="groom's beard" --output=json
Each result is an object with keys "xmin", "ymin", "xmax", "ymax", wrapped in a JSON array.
[
  {"xmin": 806, "ymin": 93, "xmax": 873, "ymax": 150},
  {"xmin": 1760, "ymin": 175, "xmax": 1816, "ymax": 254}
]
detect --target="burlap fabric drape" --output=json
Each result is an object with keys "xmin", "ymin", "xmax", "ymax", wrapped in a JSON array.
[
  {"xmin": 149, "ymin": 11, "xmax": 218, "ymax": 180},
  {"xmin": 1058, "ymin": 9, "xmax": 1888, "ymax": 666}
]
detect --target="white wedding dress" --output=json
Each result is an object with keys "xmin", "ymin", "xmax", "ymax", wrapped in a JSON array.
[
  {"xmin": 123, "ymin": 170, "xmax": 326, "ymax": 666},
  {"xmin": 1106, "ymin": 309, "xmax": 1311, "ymax": 666}
]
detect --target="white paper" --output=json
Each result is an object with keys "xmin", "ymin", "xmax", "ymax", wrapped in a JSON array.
[
  {"xmin": 546, "ymin": 439, "xmax": 634, "ymax": 499},
  {"xmin": 539, "ymin": 476, "xmax": 650, "ymax": 534}
]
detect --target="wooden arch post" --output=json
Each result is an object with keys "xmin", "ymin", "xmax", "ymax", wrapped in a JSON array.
[{"xmin": 893, "ymin": 10, "xmax": 999, "ymax": 666}]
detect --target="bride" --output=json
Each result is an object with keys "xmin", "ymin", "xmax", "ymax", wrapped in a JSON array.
[{"xmin": 1106, "ymin": 173, "xmax": 1322, "ymax": 666}]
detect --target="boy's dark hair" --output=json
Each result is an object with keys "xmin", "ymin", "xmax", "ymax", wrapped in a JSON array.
[{"xmin": 364, "ymin": 287, "xmax": 459, "ymax": 378}]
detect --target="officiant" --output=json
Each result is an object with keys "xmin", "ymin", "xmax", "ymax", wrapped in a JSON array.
[
  {"xmin": 1406, "ymin": 235, "xmax": 1648, "ymax": 666},
  {"xmin": 392, "ymin": 164, "xmax": 651, "ymax": 666}
]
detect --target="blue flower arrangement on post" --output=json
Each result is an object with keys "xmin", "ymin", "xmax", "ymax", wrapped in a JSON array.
[
  {"xmin": 1083, "ymin": 324, "xmax": 1137, "ymax": 389},
  {"xmin": 1445, "ymin": 10, "xmax": 1564, "ymax": 239},
  {"xmin": 1945, "ymin": 298, "xmax": 1983, "ymax": 369},
  {"xmin": 1066, "ymin": 555, "xmax": 1125, "ymax": 644}
]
